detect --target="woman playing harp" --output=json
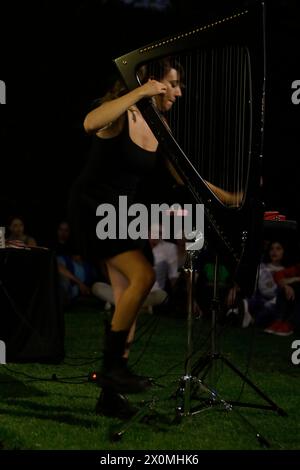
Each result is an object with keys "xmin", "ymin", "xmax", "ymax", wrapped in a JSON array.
[{"xmin": 68, "ymin": 56, "xmax": 241, "ymax": 418}]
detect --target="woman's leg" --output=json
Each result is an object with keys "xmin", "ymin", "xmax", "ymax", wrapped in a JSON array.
[
  {"xmin": 106, "ymin": 249, "xmax": 155, "ymax": 331},
  {"xmin": 99, "ymin": 249, "xmax": 155, "ymax": 393},
  {"xmin": 96, "ymin": 263, "xmax": 138, "ymax": 418},
  {"xmin": 106, "ymin": 264, "xmax": 134, "ymax": 359}
]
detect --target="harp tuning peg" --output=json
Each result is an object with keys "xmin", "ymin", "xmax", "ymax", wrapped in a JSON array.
[{"xmin": 241, "ymin": 231, "xmax": 248, "ymax": 242}]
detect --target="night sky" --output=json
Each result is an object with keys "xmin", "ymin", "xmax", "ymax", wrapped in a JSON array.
[{"xmin": 0, "ymin": 0, "xmax": 299, "ymax": 244}]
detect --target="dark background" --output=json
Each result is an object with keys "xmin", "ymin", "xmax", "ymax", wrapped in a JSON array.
[{"xmin": 0, "ymin": 0, "xmax": 299, "ymax": 244}]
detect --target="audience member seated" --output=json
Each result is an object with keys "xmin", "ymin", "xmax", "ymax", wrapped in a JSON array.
[
  {"xmin": 193, "ymin": 249, "xmax": 252, "ymax": 326},
  {"xmin": 244, "ymin": 241, "xmax": 285, "ymax": 330},
  {"xmin": 51, "ymin": 221, "xmax": 96, "ymax": 306},
  {"xmin": 53, "ymin": 220, "xmax": 73, "ymax": 256},
  {"xmin": 150, "ymin": 225, "xmax": 179, "ymax": 286},
  {"xmin": 195, "ymin": 255, "xmax": 233, "ymax": 318},
  {"xmin": 6, "ymin": 215, "xmax": 37, "ymax": 247},
  {"xmin": 241, "ymin": 240, "xmax": 299, "ymax": 335},
  {"xmin": 264, "ymin": 252, "xmax": 300, "ymax": 336}
]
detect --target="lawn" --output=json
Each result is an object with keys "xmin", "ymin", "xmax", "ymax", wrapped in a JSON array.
[{"xmin": 1, "ymin": 301, "xmax": 300, "ymax": 451}]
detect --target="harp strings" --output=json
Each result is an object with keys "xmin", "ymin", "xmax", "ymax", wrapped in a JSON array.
[{"xmin": 140, "ymin": 46, "xmax": 250, "ymax": 206}]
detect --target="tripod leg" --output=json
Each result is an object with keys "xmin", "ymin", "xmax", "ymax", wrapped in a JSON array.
[
  {"xmin": 210, "ymin": 255, "xmax": 219, "ymax": 386},
  {"xmin": 183, "ymin": 261, "xmax": 195, "ymax": 414},
  {"xmin": 229, "ymin": 405, "xmax": 271, "ymax": 448},
  {"xmin": 109, "ymin": 398, "xmax": 158, "ymax": 442},
  {"xmin": 180, "ymin": 250, "xmax": 199, "ymax": 415},
  {"xmin": 191, "ymin": 377, "xmax": 271, "ymax": 447},
  {"xmin": 220, "ymin": 355, "xmax": 287, "ymax": 416}
]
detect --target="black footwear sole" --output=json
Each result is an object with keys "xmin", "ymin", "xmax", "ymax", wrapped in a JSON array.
[
  {"xmin": 95, "ymin": 395, "xmax": 138, "ymax": 420},
  {"xmin": 96, "ymin": 406, "xmax": 137, "ymax": 420}
]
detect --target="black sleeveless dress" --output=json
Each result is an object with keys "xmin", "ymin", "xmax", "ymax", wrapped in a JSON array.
[{"xmin": 68, "ymin": 115, "xmax": 157, "ymax": 261}]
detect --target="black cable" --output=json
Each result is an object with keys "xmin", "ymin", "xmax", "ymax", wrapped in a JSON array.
[
  {"xmin": 132, "ymin": 314, "xmax": 160, "ymax": 345},
  {"xmin": 64, "ymin": 354, "xmax": 101, "ymax": 360},
  {"xmin": 1, "ymin": 365, "xmax": 90, "ymax": 385},
  {"xmin": 130, "ymin": 315, "xmax": 161, "ymax": 368},
  {"xmin": 62, "ymin": 358, "xmax": 101, "ymax": 367},
  {"xmin": 153, "ymin": 361, "xmax": 184, "ymax": 381},
  {"xmin": 62, "ymin": 312, "xmax": 160, "ymax": 368},
  {"xmin": 179, "ymin": 314, "xmax": 219, "ymax": 377}
]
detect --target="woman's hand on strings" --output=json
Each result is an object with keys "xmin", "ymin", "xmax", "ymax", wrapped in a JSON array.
[{"xmin": 140, "ymin": 79, "xmax": 167, "ymax": 98}]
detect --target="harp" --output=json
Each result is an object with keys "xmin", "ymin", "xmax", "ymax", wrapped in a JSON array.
[{"xmin": 114, "ymin": 3, "xmax": 266, "ymax": 296}]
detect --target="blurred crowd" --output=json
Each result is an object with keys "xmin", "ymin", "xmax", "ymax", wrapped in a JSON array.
[{"xmin": 3, "ymin": 215, "xmax": 300, "ymax": 337}]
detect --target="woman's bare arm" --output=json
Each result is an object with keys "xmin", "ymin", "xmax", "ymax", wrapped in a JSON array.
[
  {"xmin": 164, "ymin": 157, "xmax": 243, "ymax": 205},
  {"xmin": 83, "ymin": 80, "xmax": 167, "ymax": 134}
]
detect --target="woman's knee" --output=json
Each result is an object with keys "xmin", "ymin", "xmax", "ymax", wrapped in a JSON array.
[
  {"xmin": 132, "ymin": 265, "xmax": 155, "ymax": 292},
  {"xmin": 108, "ymin": 251, "xmax": 155, "ymax": 293}
]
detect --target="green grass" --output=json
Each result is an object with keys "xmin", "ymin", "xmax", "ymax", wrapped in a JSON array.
[{"xmin": 1, "ymin": 301, "xmax": 300, "ymax": 450}]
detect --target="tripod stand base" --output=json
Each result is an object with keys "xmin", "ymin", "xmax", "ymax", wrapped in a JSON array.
[
  {"xmin": 192, "ymin": 352, "xmax": 287, "ymax": 417},
  {"xmin": 174, "ymin": 374, "xmax": 272, "ymax": 448}
]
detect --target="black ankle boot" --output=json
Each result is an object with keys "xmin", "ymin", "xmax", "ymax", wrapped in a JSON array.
[
  {"xmin": 95, "ymin": 389, "xmax": 138, "ymax": 419},
  {"xmin": 120, "ymin": 357, "xmax": 153, "ymax": 388},
  {"xmin": 99, "ymin": 328, "xmax": 151, "ymax": 394}
]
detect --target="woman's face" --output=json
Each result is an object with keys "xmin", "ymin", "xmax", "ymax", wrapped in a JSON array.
[
  {"xmin": 57, "ymin": 222, "xmax": 70, "ymax": 242},
  {"xmin": 269, "ymin": 242, "xmax": 284, "ymax": 264},
  {"xmin": 156, "ymin": 68, "xmax": 182, "ymax": 112},
  {"xmin": 10, "ymin": 218, "xmax": 24, "ymax": 237}
]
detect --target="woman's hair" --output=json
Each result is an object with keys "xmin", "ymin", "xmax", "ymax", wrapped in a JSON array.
[
  {"xmin": 91, "ymin": 55, "xmax": 184, "ymax": 111},
  {"xmin": 98, "ymin": 78, "xmax": 128, "ymax": 104},
  {"xmin": 8, "ymin": 215, "xmax": 25, "ymax": 227},
  {"xmin": 138, "ymin": 56, "xmax": 185, "ymax": 86},
  {"xmin": 263, "ymin": 240, "xmax": 287, "ymax": 265},
  {"xmin": 89, "ymin": 77, "xmax": 128, "ymax": 110}
]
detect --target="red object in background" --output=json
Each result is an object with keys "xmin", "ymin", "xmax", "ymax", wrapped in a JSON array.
[{"xmin": 264, "ymin": 211, "xmax": 286, "ymax": 221}]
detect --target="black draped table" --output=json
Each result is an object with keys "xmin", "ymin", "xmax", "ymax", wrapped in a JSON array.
[{"xmin": 0, "ymin": 247, "xmax": 64, "ymax": 363}]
